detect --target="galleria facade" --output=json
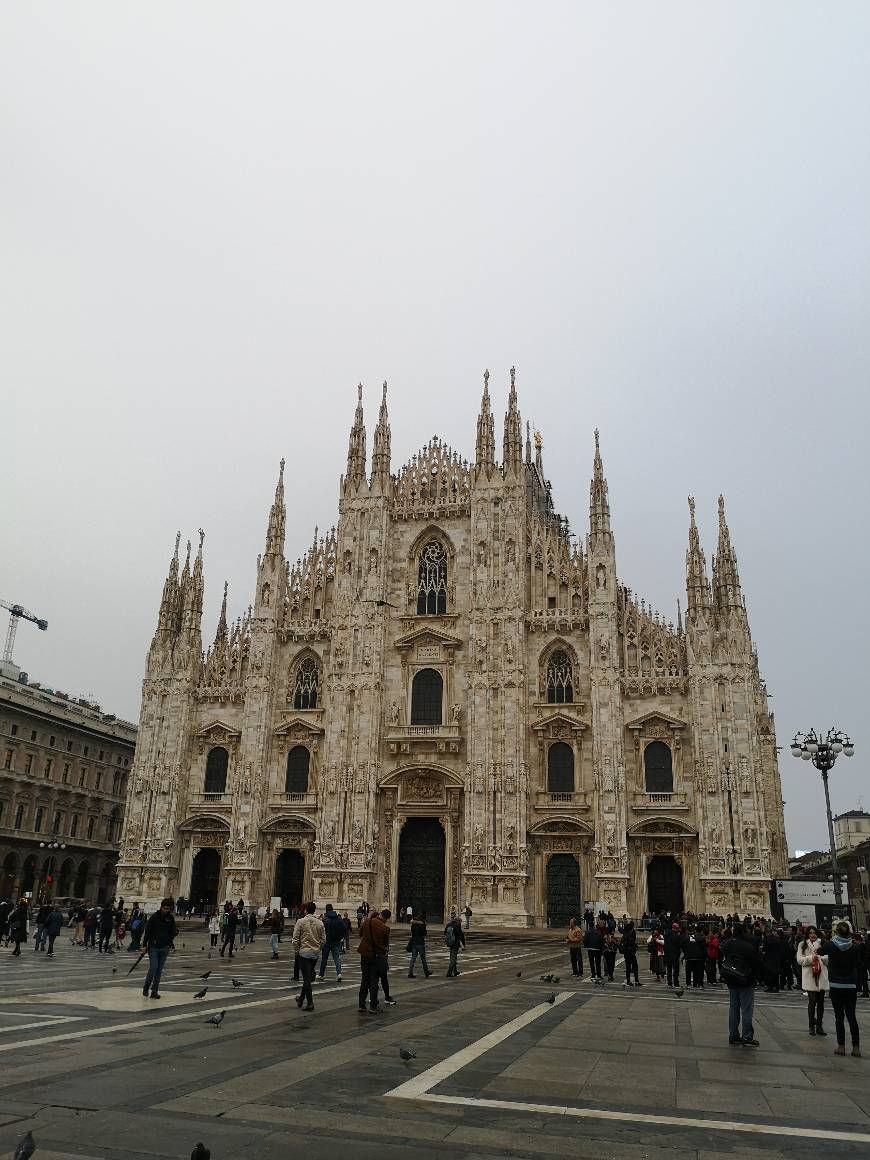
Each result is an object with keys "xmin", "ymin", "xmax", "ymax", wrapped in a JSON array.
[{"xmin": 117, "ymin": 371, "xmax": 788, "ymax": 924}]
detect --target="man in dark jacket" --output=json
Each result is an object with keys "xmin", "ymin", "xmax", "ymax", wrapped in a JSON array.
[
  {"xmin": 584, "ymin": 921, "xmax": 603, "ymax": 979},
  {"xmin": 44, "ymin": 904, "xmax": 63, "ymax": 957},
  {"xmin": 721, "ymin": 924, "xmax": 761, "ymax": 1046},
  {"xmin": 98, "ymin": 904, "xmax": 114, "ymax": 954},
  {"xmin": 8, "ymin": 899, "xmax": 28, "ymax": 956},
  {"xmin": 318, "ymin": 903, "xmax": 345, "ymax": 982},
  {"xmin": 141, "ymin": 899, "xmax": 178, "ymax": 999},
  {"xmin": 682, "ymin": 926, "xmax": 706, "ymax": 988},
  {"xmin": 761, "ymin": 928, "xmax": 785, "ymax": 993},
  {"xmin": 445, "ymin": 911, "xmax": 466, "ymax": 978},
  {"xmin": 34, "ymin": 902, "xmax": 52, "ymax": 952},
  {"xmin": 220, "ymin": 905, "xmax": 239, "ymax": 958},
  {"xmin": 664, "ymin": 923, "xmax": 683, "ymax": 987},
  {"xmin": 356, "ymin": 908, "xmax": 390, "ymax": 1013}
]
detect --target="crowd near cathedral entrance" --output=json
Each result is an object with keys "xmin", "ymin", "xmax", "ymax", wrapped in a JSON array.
[{"xmin": 117, "ymin": 373, "xmax": 787, "ymax": 921}]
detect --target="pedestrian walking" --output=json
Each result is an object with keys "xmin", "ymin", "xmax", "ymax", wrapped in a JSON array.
[
  {"xmin": 664, "ymin": 923, "xmax": 682, "ymax": 987},
  {"xmin": 603, "ymin": 930, "xmax": 618, "ymax": 981},
  {"xmin": 620, "ymin": 920, "xmax": 640, "ymax": 986},
  {"xmin": 318, "ymin": 903, "xmax": 345, "ymax": 981},
  {"xmin": 762, "ymin": 927, "xmax": 785, "ymax": 993},
  {"xmin": 292, "ymin": 902, "xmax": 325, "ymax": 1012},
  {"xmin": 463, "ymin": 904, "xmax": 472, "ymax": 930},
  {"xmin": 128, "ymin": 905, "xmax": 144, "ymax": 951},
  {"xmin": 683, "ymin": 926, "xmax": 706, "ymax": 988},
  {"xmin": 8, "ymin": 899, "xmax": 28, "ymax": 956},
  {"xmin": 141, "ymin": 898, "xmax": 178, "ymax": 999},
  {"xmin": 822, "ymin": 920, "xmax": 861, "ymax": 1057},
  {"xmin": 356, "ymin": 906, "xmax": 390, "ymax": 1013},
  {"xmin": 705, "ymin": 930, "xmax": 720, "ymax": 985},
  {"xmin": 44, "ymin": 904, "xmax": 63, "ymax": 957},
  {"xmin": 407, "ymin": 910, "xmax": 432, "ymax": 978},
  {"xmin": 585, "ymin": 921, "xmax": 604, "ymax": 979},
  {"xmin": 445, "ymin": 910, "xmax": 466, "ymax": 977},
  {"xmin": 33, "ymin": 903, "xmax": 51, "ymax": 952},
  {"xmin": 247, "ymin": 910, "xmax": 257, "ymax": 942},
  {"xmin": 721, "ymin": 923, "xmax": 761, "ymax": 1046},
  {"xmin": 98, "ymin": 904, "xmax": 114, "ymax": 953},
  {"xmin": 566, "ymin": 917, "xmax": 584, "ymax": 977},
  {"xmin": 795, "ymin": 925, "xmax": 828, "ymax": 1036},
  {"xmin": 342, "ymin": 911, "xmax": 353, "ymax": 951},
  {"xmin": 267, "ymin": 909, "xmax": 282, "ymax": 959},
  {"xmin": 220, "ymin": 905, "xmax": 239, "ymax": 958}
]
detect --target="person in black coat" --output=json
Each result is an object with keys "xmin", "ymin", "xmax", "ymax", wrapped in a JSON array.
[
  {"xmin": 407, "ymin": 911, "xmax": 431, "ymax": 978},
  {"xmin": 721, "ymin": 924, "xmax": 762, "ymax": 1046},
  {"xmin": 761, "ymin": 929, "xmax": 785, "ymax": 993},
  {"xmin": 8, "ymin": 900, "xmax": 28, "ymax": 956},
  {"xmin": 620, "ymin": 921, "xmax": 640, "ymax": 986},
  {"xmin": 585, "ymin": 922, "xmax": 604, "ymax": 979},
  {"xmin": 682, "ymin": 926, "xmax": 706, "ymax": 988},
  {"xmin": 664, "ymin": 923, "xmax": 683, "ymax": 987},
  {"xmin": 44, "ymin": 906, "xmax": 63, "ymax": 957},
  {"xmin": 822, "ymin": 921, "xmax": 861, "ymax": 1056},
  {"xmin": 98, "ymin": 905, "xmax": 115, "ymax": 953}
]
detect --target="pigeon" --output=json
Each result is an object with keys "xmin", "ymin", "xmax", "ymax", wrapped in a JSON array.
[
  {"xmin": 205, "ymin": 1010, "xmax": 226, "ymax": 1027},
  {"xmin": 515, "ymin": 971, "xmax": 522, "ymax": 978},
  {"xmin": 674, "ymin": 988, "xmax": 685, "ymax": 999},
  {"xmin": 553, "ymin": 976, "xmax": 560, "ymax": 984},
  {"xmin": 191, "ymin": 1145, "xmax": 211, "ymax": 1160},
  {"xmin": 207, "ymin": 952, "xmax": 212, "ymax": 959},
  {"xmin": 112, "ymin": 968, "xmax": 117, "ymax": 974},
  {"xmin": 231, "ymin": 978, "xmax": 243, "ymax": 988},
  {"xmin": 14, "ymin": 1130, "xmax": 35, "ymax": 1160},
  {"xmin": 194, "ymin": 987, "xmax": 208, "ymax": 999},
  {"xmin": 539, "ymin": 973, "xmax": 553, "ymax": 983},
  {"xmin": 182, "ymin": 943, "xmax": 186, "ymax": 949},
  {"xmin": 201, "ymin": 946, "xmax": 206, "ymax": 951},
  {"xmin": 200, "ymin": 971, "xmax": 212, "ymax": 980},
  {"xmin": 546, "ymin": 993, "xmax": 556, "ymax": 1005},
  {"xmin": 399, "ymin": 1047, "xmax": 416, "ymax": 1062}
]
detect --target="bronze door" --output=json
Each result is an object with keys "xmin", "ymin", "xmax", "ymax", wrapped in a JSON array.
[
  {"xmin": 397, "ymin": 817, "xmax": 446, "ymax": 922},
  {"xmin": 546, "ymin": 853, "xmax": 580, "ymax": 927}
]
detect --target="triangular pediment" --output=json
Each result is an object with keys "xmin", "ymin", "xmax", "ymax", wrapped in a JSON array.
[
  {"xmin": 531, "ymin": 709, "xmax": 589, "ymax": 734},
  {"xmin": 275, "ymin": 717, "xmax": 325, "ymax": 738},
  {"xmin": 195, "ymin": 719, "xmax": 241, "ymax": 741},
  {"xmin": 625, "ymin": 710, "xmax": 686, "ymax": 731},
  {"xmin": 393, "ymin": 625, "xmax": 464, "ymax": 652}
]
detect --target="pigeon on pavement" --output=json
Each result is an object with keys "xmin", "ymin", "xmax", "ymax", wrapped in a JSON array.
[
  {"xmin": 191, "ymin": 1144, "xmax": 211, "ymax": 1160},
  {"xmin": 200, "ymin": 971, "xmax": 212, "ymax": 980},
  {"xmin": 546, "ymin": 993, "xmax": 556, "ymax": 1005},
  {"xmin": 14, "ymin": 1130, "xmax": 36, "ymax": 1160},
  {"xmin": 539, "ymin": 973, "xmax": 553, "ymax": 982},
  {"xmin": 205, "ymin": 1010, "xmax": 226, "ymax": 1027},
  {"xmin": 112, "ymin": 968, "xmax": 117, "ymax": 974},
  {"xmin": 553, "ymin": 976, "xmax": 560, "ymax": 983},
  {"xmin": 231, "ymin": 978, "xmax": 243, "ymax": 988},
  {"xmin": 399, "ymin": 1047, "xmax": 416, "ymax": 1061},
  {"xmin": 194, "ymin": 987, "xmax": 208, "ymax": 999},
  {"xmin": 201, "ymin": 946, "xmax": 206, "ymax": 951},
  {"xmin": 675, "ymin": 988, "xmax": 685, "ymax": 998},
  {"xmin": 515, "ymin": 971, "xmax": 522, "ymax": 977}
]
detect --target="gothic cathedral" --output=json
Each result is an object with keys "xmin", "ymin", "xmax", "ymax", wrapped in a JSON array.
[{"xmin": 117, "ymin": 371, "xmax": 788, "ymax": 923}]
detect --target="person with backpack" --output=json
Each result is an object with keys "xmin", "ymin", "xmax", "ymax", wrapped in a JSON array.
[
  {"xmin": 620, "ymin": 920, "xmax": 640, "ymax": 987},
  {"xmin": 586, "ymin": 921, "xmax": 604, "ymax": 980},
  {"xmin": 407, "ymin": 910, "xmax": 432, "ymax": 978},
  {"xmin": 566, "ymin": 917, "xmax": 584, "ymax": 978},
  {"xmin": 445, "ymin": 910, "xmax": 465, "ymax": 977},
  {"xmin": 795, "ymin": 925, "xmax": 828, "ymax": 1036},
  {"xmin": 318, "ymin": 903, "xmax": 345, "ymax": 982},
  {"xmin": 721, "ymin": 923, "xmax": 761, "ymax": 1046},
  {"xmin": 822, "ymin": 920, "xmax": 861, "ymax": 1057}
]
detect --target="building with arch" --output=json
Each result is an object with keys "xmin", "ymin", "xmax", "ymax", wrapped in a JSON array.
[
  {"xmin": 116, "ymin": 372, "xmax": 787, "ymax": 922},
  {"xmin": 0, "ymin": 669, "xmax": 135, "ymax": 903}
]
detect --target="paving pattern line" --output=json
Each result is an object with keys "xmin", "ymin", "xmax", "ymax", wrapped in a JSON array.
[
  {"xmin": 421, "ymin": 1093, "xmax": 870, "ymax": 1144},
  {"xmin": 385, "ymin": 991, "xmax": 574, "ymax": 1099}
]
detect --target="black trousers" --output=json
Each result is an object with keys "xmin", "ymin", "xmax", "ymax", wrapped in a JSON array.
[
  {"xmin": 830, "ymin": 989, "xmax": 860, "ymax": 1047},
  {"xmin": 359, "ymin": 956, "xmax": 379, "ymax": 1009},
  {"xmin": 587, "ymin": 949, "xmax": 602, "ymax": 978},
  {"xmin": 624, "ymin": 951, "xmax": 639, "ymax": 984},
  {"xmin": 298, "ymin": 956, "xmax": 315, "ymax": 1006},
  {"xmin": 705, "ymin": 958, "xmax": 718, "ymax": 985},
  {"xmin": 374, "ymin": 952, "xmax": 391, "ymax": 999},
  {"xmin": 603, "ymin": 952, "xmax": 616, "ymax": 979},
  {"xmin": 569, "ymin": 947, "xmax": 583, "ymax": 976},
  {"xmin": 687, "ymin": 960, "xmax": 705, "ymax": 987},
  {"xmin": 666, "ymin": 957, "xmax": 680, "ymax": 986},
  {"xmin": 808, "ymin": 990, "xmax": 825, "ymax": 1030},
  {"xmin": 221, "ymin": 932, "xmax": 235, "ymax": 957}
]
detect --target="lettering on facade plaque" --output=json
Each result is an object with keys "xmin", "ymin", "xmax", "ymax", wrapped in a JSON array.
[{"xmin": 416, "ymin": 645, "xmax": 440, "ymax": 661}]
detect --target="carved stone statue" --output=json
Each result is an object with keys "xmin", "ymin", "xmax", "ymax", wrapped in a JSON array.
[
  {"xmin": 388, "ymin": 700, "xmax": 400, "ymax": 726},
  {"xmin": 451, "ymin": 702, "xmax": 462, "ymax": 724}
]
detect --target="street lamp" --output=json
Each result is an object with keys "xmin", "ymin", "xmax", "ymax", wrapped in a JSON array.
[
  {"xmin": 791, "ymin": 727, "xmax": 856, "ymax": 909},
  {"xmin": 38, "ymin": 838, "xmax": 66, "ymax": 850}
]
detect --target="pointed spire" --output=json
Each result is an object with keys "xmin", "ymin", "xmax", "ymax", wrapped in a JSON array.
[
  {"xmin": 525, "ymin": 419, "xmax": 533, "ymax": 465},
  {"xmin": 685, "ymin": 496, "xmax": 712, "ymax": 616},
  {"xmin": 155, "ymin": 531, "xmax": 181, "ymax": 635},
  {"xmin": 713, "ymin": 494, "xmax": 743, "ymax": 611},
  {"xmin": 371, "ymin": 380, "xmax": 391, "ymax": 480},
  {"xmin": 475, "ymin": 369, "xmax": 495, "ymax": 475},
  {"xmin": 534, "ymin": 428, "xmax": 544, "ymax": 474},
  {"xmin": 502, "ymin": 366, "xmax": 523, "ymax": 475},
  {"xmin": 589, "ymin": 429, "xmax": 611, "ymax": 536},
  {"xmin": 213, "ymin": 579, "xmax": 229, "ymax": 648},
  {"xmin": 181, "ymin": 529, "xmax": 205, "ymax": 633},
  {"xmin": 264, "ymin": 458, "xmax": 286, "ymax": 561},
  {"xmin": 344, "ymin": 383, "xmax": 367, "ymax": 490}
]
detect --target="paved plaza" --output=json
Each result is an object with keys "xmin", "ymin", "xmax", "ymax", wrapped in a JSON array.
[{"xmin": 0, "ymin": 924, "xmax": 868, "ymax": 1159}]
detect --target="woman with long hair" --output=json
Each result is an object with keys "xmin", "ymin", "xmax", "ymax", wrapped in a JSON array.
[{"xmin": 795, "ymin": 925, "xmax": 828, "ymax": 1036}]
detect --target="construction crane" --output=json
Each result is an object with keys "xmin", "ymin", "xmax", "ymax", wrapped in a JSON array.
[{"xmin": 1, "ymin": 599, "xmax": 48, "ymax": 665}]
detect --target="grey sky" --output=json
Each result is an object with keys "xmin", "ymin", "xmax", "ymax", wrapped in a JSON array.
[{"xmin": 3, "ymin": 3, "xmax": 868, "ymax": 852}]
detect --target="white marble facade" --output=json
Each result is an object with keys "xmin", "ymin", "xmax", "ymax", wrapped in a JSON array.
[{"xmin": 117, "ymin": 371, "xmax": 787, "ymax": 924}]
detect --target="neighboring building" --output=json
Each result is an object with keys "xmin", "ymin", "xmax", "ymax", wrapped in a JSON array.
[
  {"xmin": 117, "ymin": 373, "xmax": 788, "ymax": 923},
  {"xmin": 790, "ymin": 843, "xmax": 870, "ymax": 929},
  {"xmin": 834, "ymin": 809, "xmax": 870, "ymax": 853},
  {"xmin": 788, "ymin": 850, "xmax": 829, "ymax": 875},
  {"xmin": 0, "ymin": 665, "xmax": 136, "ymax": 903}
]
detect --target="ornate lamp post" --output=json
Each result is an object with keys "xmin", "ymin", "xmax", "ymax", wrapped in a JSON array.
[
  {"xmin": 36, "ymin": 836, "xmax": 66, "ymax": 901},
  {"xmin": 791, "ymin": 728, "xmax": 856, "ymax": 909}
]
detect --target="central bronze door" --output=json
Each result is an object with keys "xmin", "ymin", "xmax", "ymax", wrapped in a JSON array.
[
  {"xmin": 396, "ymin": 817, "xmax": 446, "ymax": 923},
  {"xmin": 546, "ymin": 852, "xmax": 580, "ymax": 927}
]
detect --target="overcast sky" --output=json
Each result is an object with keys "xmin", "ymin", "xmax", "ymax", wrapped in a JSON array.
[{"xmin": 3, "ymin": 4, "xmax": 868, "ymax": 852}]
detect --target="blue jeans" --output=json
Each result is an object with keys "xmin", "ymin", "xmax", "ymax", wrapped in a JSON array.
[
  {"xmin": 35, "ymin": 924, "xmax": 48, "ymax": 950},
  {"xmin": 409, "ymin": 944, "xmax": 429, "ymax": 974},
  {"xmin": 319, "ymin": 942, "xmax": 342, "ymax": 978},
  {"xmin": 270, "ymin": 933, "xmax": 280, "ymax": 955},
  {"xmin": 728, "ymin": 985, "xmax": 755, "ymax": 1041},
  {"xmin": 144, "ymin": 946, "xmax": 170, "ymax": 995}
]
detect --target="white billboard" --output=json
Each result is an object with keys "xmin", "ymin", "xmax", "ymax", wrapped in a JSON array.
[{"xmin": 775, "ymin": 879, "xmax": 848, "ymax": 905}]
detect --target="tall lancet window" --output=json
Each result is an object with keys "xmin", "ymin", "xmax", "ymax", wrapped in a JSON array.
[
  {"xmin": 293, "ymin": 657, "xmax": 319, "ymax": 710},
  {"xmin": 417, "ymin": 540, "xmax": 448, "ymax": 615},
  {"xmin": 546, "ymin": 649, "xmax": 574, "ymax": 704}
]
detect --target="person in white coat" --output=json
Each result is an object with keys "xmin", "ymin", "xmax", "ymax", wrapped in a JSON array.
[{"xmin": 795, "ymin": 925, "xmax": 829, "ymax": 1036}]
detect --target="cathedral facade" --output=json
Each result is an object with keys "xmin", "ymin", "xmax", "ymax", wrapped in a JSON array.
[{"xmin": 117, "ymin": 371, "xmax": 788, "ymax": 924}]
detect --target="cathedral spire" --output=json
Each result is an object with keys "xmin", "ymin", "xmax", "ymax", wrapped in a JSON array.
[
  {"xmin": 475, "ymin": 369, "xmax": 495, "ymax": 476},
  {"xmin": 181, "ymin": 529, "xmax": 205, "ymax": 634},
  {"xmin": 685, "ymin": 496, "xmax": 712, "ymax": 616},
  {"xmin": 155, "ymin": 531, "xmax": 181, "ymax": 635},
  {"xmin": 589, "ymin": 429, "xmax": 611, "ymax": 536},
  {"xmin": 264, "ymin": 458, "xmax": 286, "ymax": 561},
  {"xmin": 344, "ymin": 383, "xmax": 367, "ymax": 491},
  {"xmin": 713, "ymin": 494, "xmax": 743, "ymax": 612},
  {"xmin": 502, "ymin": 365, "xmax": 523, "ymax": 476},
  {"xmin": 525, "ymin": 420, "xmax": 533, "ymax": 465},
  {"xmin": 371, "ymin": 380, "xmax": 391, "ymax": 481},
  {"xmin": 213, "ymin": 580, "xmax": 229, "ymax": 649}
]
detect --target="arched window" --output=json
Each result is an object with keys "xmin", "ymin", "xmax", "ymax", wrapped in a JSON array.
[
  {"xmin": 70, "ymin": 814, "xmax": 79, "ymax": 838},
  {"xmin": 87, "ymin": 817, "xmax": 95, "ymax": 840},
  {"xmin": 644, "ymin": 740, "xmax": 674, "ymax": 793},
  {"xmin": 417, "ymin": 540, "xmax": 448, "ymax": 615},
  {"xmin": 547, "ymin": 743, "xmax": 575, "ymax": 793},
  {"xmin": 204, "ymin": 746, "xmax": 229, "ymax": 795},
  {"xmin": 546, "ymin": 649, "xmax": 574, "ymax": 703},
  {"xmin": 108, "ymin": 807, "xmax": 120, "ymax": 843},
  {"xmin": 285, "ymin": 746, "xmax": 310, "ymax": 794},
  {"xmin": 410, "ymin": 668, "xmax": 443, "ymax": 726},
  {"xmin": 293, "ymin": 658, "xmax": 320, "ymax": 710},
  {"xmin": 34, "ymin": 806, "xmax": 44, "ymax": 833},
  {"xmin": 14, "ymin": 804, "xmax": 25, "ymax": 830}
]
